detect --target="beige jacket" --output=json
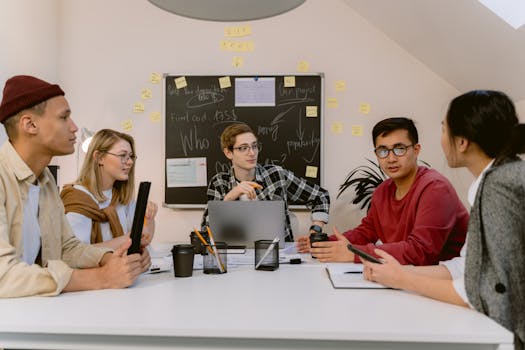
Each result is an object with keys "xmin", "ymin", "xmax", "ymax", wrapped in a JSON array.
[{"xmin": 0, "ymin": 142, "xmax": 110, "ymax": 298}]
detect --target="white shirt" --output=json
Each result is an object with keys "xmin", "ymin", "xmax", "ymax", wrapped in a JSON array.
[
  {"xmin": 66, "ymin": 185, "xmax": 135, "ymax": 244},
  {"xmin": 21, "ymin": 183, "xmax": 41, "ymax": 264},
  {"xmin": 440, "ymin": 160, "xmax": 494, "ymax": 305}
]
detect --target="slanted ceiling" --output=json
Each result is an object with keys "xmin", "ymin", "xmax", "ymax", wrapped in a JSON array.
[{"xmin": 344, "ymin": 0, "xmax": 525, "ymax": 101}]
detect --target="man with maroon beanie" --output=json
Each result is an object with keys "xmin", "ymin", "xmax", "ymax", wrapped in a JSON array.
[
  {"xmin": 0, "ymin": 75, "xmax": 150, "ymax": 297},
  {"xmin": 297, "ymin": 118, "xmax": 469, "ymax": 266}
]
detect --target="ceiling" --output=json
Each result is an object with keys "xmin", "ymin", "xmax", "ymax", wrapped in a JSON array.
[{"xmin": 344, "ymin": 0, "xmax": 525, "ymax": 101}]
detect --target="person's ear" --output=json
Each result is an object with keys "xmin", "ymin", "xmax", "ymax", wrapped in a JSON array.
[
  {"xmin": 93, "ymin": 150, "xmax": 104, "ymax": 166},
  {"xmin": 413, "ymin": 143, "xmax": 421, "ymax": 156},
  {"xmin": 223, "ymin": 148, "xmax": 233, "ymax": 161},
  {"xmin": 456, "ymin": 137, "xmax": 470, "ymax": 153},
  {"xmin": 20, "ymin": 114, "xmax": 38, "ymax": 135}
]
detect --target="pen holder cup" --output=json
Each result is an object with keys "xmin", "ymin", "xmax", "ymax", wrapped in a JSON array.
[
  {"xmin": 171, "ymin": 244, "xmax": 195, "ymax": 277},
  {"xmin": 190, "ymin": 230, "xmax": 210, "ymax": 255},
  {"xmin": 254, "ymin": 239, "xmax": 279, "ymax": 271},
  {"xmin": 309, "ymin": 232, "xmax": 329, "ymax": 259},
  {"xmin": 203, "ymin": 242, "xmax": 227, "ymax": 274}
]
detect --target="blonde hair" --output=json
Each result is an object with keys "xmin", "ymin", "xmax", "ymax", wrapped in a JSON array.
[{"xmin": 75, "ymin": 129, "xmax": 136, "ymax": 203}]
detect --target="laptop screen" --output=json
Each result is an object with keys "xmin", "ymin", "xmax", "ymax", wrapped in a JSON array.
[{"xmin": 207, "ymin": 200, "xmax": 286, "ymax": 248}]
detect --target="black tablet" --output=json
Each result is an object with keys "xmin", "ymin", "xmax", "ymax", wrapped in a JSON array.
[
  {"xmin": 128, "ymin": 181, "xmax": 151, "ymax": 255},
  {"xmin": 347, "ymin": 243, "xmax": 383, "ymax": 264}
]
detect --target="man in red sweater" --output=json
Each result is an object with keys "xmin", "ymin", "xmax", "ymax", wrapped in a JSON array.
[{"xmin": 297, "ymin": 117, "xmax": 468, "ymax": 265}]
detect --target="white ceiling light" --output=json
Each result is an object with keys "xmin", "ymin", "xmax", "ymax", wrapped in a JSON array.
[{"xmin": 478, "ymin": 0, "xmax": 525, "ymax": 29}]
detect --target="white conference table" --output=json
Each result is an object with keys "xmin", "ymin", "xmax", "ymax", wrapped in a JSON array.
[{"xmin": 0, "ymin": 259, "xmax": 513, "ymax": 350}]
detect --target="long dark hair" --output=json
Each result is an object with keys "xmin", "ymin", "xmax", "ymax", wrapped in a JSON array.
[{"xmin": 446, "ymin": 90, "xmax": 525, "ymax": 165}]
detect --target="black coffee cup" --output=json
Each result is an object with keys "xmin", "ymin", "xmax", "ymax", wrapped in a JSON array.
[
  {"xmin": 171, "ymin": 244, "xmax": 195, "ymax": 277},
  {"xmin": 309, "ymin": 232, "xmax": 329, "ymax": 258},
  {"xmin": 189, "ymin": 230, "xmax": 210, "ymax": 255}
]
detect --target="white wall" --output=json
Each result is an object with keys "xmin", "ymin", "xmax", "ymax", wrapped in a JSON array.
[
  {"xmin": 0, "ymin": 0, "xmax": 59, "ymax": 145},
  {"xmin": 52, "ymin": 0, "xmax": 472, "ymax": 243}
]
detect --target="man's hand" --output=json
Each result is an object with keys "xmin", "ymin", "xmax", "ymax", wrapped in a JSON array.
[
  {"xmin": 99, "ymin": 238, "xmax": 143, "ymax": 288},
  {"xmin": 362, "ymin": 249, "xmax": 406, "ymax": 289},
  {"xmin": 310, "ymin": 227, "xmax": 355, "ymax": 262},
  {"xmin": 224, "ymin": 181, "xmax": 261, "ymax": 200},
  {"xmin": 295, "ymin": 235, "xmax": 311, "ymax": 253}
]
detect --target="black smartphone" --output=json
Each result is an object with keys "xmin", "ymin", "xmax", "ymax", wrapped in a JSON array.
[
  {"xmin": 128, "ymin": 181, "xmax": 151, "ymax": 255},
  {"xmin": 347, "ymin": 244, "xmax": 383, "ymax": 264}
]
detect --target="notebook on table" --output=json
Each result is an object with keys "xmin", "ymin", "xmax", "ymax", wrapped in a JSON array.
[
  {"xmin": 207, "ymin": 200, "xmax": 286, "ymax": 249},
  {"xmin": 128, "ymin": 181, "xmax": 151, "ymax": 255}
]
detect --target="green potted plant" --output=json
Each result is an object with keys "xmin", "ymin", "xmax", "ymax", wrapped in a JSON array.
[{"xmin": 338, "ymin": 158, "xmax": 430, "ymax": 211}]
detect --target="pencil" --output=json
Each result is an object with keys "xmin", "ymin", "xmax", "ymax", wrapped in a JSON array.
[
  {"xmin": 206, "ymin": 226, "xmax": 225, "ymax": 273},
  {"xmin": 250, "ymin": 183, "xmax": 263, "ymax": 189}
]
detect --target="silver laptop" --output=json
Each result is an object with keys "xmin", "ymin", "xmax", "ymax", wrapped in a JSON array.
[{"xmin": 207, "ymin": 200, "xmax": 286, "ymax": 248}]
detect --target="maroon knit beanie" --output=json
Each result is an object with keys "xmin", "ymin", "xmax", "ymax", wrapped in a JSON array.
[{"xmin": 0, "ymin": 75, "xmax": 65, "ymax": 123}]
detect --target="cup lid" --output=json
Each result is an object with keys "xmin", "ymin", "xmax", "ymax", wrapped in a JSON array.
[{"xmin": 172, "ymin": 244, "xmax": 195, "ymax": 253}]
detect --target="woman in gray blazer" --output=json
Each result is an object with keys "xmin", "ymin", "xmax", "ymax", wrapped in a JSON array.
[{"xmin": 360, "ymin": 90, "xmax": 525, "ymax": 350}]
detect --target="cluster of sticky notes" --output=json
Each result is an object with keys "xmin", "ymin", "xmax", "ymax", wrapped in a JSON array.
[{"xmin": 221, "ymin": 25, "xmax": 253, "ymax": 68}]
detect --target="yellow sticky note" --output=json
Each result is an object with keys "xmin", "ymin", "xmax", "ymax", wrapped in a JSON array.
[
  {"xmin": 284, "ymin": 76, "xmax": 296, "ymax": 87},
  {"xmin": 335, "ymin": 80, "xmax": 346, "ymax": 92},
  {"xmin": 331, "ymin": 122, "xmax": 344, "ymax": 134},
  {"xmin": 141, "ymin": 88, "xmax": 152, "ymax": 100},
  {"xmin": 351, "ymin": 125, "xmax": 363, "ymax": 136},
  {"xmin": 133, "ymin": 102, "xmax": 145, "ymax": 113},
  {"xmin": 149, "ymin": 111, "xmax": 161, "ymax": 123},
  {"xmin": 219, "ymin": 76, "xmax": 231, "ymax": 89},
  {"xmin": 122, "ymin": 119, "xmax": 133, "ymax": 131},
  {"xmin": 359, "ymin": 103, "xmax": 371, "ymax": 114},
  {"xmin": 305, "ymin": 166, "xmax": 318, "ymax": 178},
  {"xmin": 175, "ymin": 76, "xmax": 187, "ymax": 89},
  {"xmin": 327, "ymin": 98, "xmax": 338, "ymax": 108},
  {"xmin": 150, "ymin": 72, "xmax": 162, "ymax": 84},
  {"xmin": 224, "ymin": 25, "xmax": 252, "ymax": 37},
  {"xmin": 306, "ymin": 106, "xmax": 318, "ymax": 117},
  {"xmin": 232, "ymin": 56, "xmax": 244, "ymax": 68},
  {"xmin": 297, "ymin": 60, "xmax": 310, "ymax": 73}
]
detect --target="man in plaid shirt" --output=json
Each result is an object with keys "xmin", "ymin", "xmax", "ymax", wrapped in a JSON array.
[{"xmin": 201, "ymin": 123, "xmax": 330, "ymax": 241}]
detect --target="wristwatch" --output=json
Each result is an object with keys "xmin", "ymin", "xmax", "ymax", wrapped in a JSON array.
[{"xmin": 309, "ymin": 224, "xmax": 323, "ymax": 234}]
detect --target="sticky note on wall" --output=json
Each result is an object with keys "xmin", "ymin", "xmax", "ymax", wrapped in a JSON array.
[
  {"xmin": 359, "ymin": 103, "xmax": 371, "ymax": 114},
  {"xmin": 232, "ymin": 56, "xmax": 244, "ymax": 68},
  {"xmin": 150, "ymin": 72, "xmax": 162, "ymax": 84},
  {"xmin": 331, "ymin": 122, "xmax": 343, "ymax": 134},
  {"xmin": 133, "ymin": 102, "xmax": 145, "ymax": 113},
  {"xmin": 141, "ymin": 88, "xmax": 152, "ymax": 99},
  {"xmin": 297, "ymin": 61, "xmax": 310, "ymax": 72},
  {"xmin": 351, "ymin": 125, "xmax": 363, "ymax": 136},
  {"xmin": 335, "ymin": 80, "xmax": 346, "ymax": 91},
  {"xmin": 327, "ymin": 98, "xmax": 338, "ymax": 108},
  {"xmin": 122, "ymin": 119, "xmax": 133, "ymax": 131},
  {"xmin": 149, "ymin": 112, "xmax": 161, "ymax": 123}
]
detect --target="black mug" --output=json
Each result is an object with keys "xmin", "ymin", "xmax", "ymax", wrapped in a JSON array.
[
  {"xmin": 171, "ymin": 244, "xmax": 195, "ymax": 277},
  {"xmin": 309, "ymin": 232, "xmax": 329, "ymax": 258}
]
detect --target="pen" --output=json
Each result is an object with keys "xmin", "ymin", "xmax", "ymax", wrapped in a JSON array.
[
  {"xmin": 255, "ymin": 237, "xmax": 279, "ymax": 269},
  {"xmin": 344, "ymin": 271, "xmax": 363, "ymax": 274},
  {"xmin": 206, "ymin": 226, "xmax": 225, "ymax": 273}
]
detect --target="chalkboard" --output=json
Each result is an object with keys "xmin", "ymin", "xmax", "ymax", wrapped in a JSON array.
[{"xmin": 164, "ymin": 74, "xmax": 323, "ymax": 207}]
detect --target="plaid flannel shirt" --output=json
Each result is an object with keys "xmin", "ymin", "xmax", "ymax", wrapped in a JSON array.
[{"xmin": 201, "ymin": 164, "xmax": 330, "ymax": 241}]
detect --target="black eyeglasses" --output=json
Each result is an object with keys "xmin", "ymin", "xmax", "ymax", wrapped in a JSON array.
[
  {"xmin": 105, "ymin": 151, "xmax": 137, "ymax": 163},
  {"xmin": 231, "ymin": 142, "xmax": 262, "ymax": 153},
  {"xmin": 374, "ymin": 144, "xmax": 414, "ymax": 159}
]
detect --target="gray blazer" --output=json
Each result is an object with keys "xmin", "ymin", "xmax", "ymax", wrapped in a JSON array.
[{"xmin": 465, "ymin": 160, "xmax": 525, "ymax": 349}]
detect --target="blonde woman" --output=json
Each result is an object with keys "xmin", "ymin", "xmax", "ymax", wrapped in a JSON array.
[{"xmin": 61, "ymin": 129, "xmax": 157, "ymax": 249}]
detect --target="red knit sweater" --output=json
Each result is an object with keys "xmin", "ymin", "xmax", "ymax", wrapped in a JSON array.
[{"xmin": 334, "ymin": 167, "xmax": 468, "ymax": 265}]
